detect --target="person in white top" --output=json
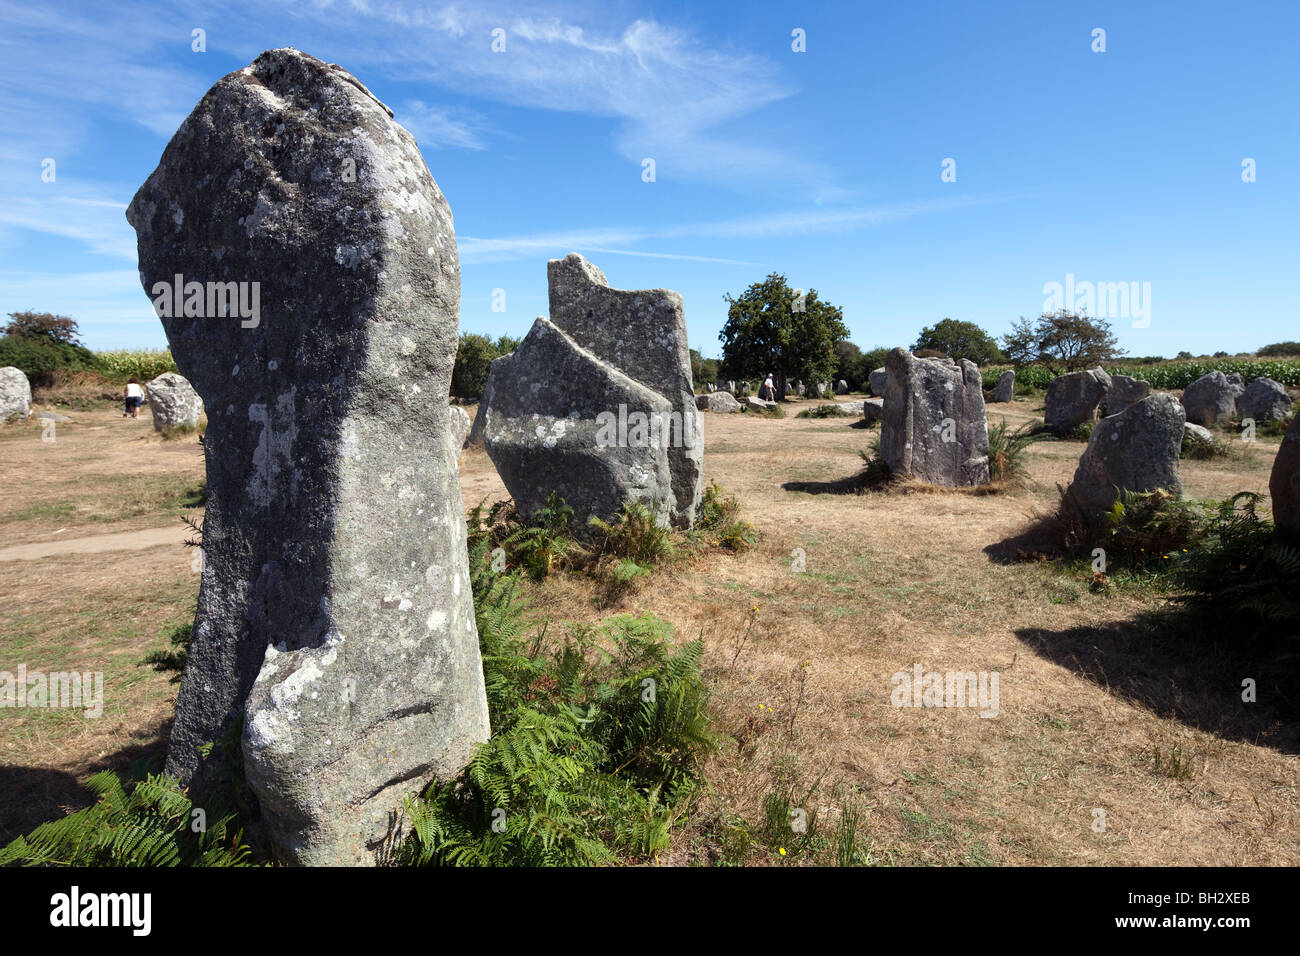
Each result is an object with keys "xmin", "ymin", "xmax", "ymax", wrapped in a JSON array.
[
  {"xmin": 762, "ymin": 373, "xmax": 775, "ymax": 401},
  {"xmin": 124, "ymin": 378, "xmax": 144, "ymax": 419}
]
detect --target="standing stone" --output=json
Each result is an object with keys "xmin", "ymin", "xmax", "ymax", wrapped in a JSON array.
[
  {"xmin": 1099, "ymin": 374, "xmax": 1151, "ymax": 417},
  {"xmin": 880, "ymin": 348, "xmax": 989, "ymax": 486},
  {"xmin": 815, "ymin": 382, "xmax": 827, "ymax": 398},
  {"xmin": 1270, "ymin": 415, "xmax": 1300, "ymax": 542},
  {"xmin": 991, "ymin": 370, "xmax": 1015, "ymax": 403},
  {"xmin": 861, "ymin": 398, "xmax": 884, "ymax": 423},
  {"xmin": 1062, "ymin": 394, "xmax": 1184, "ymax": 525},
  {"xmin": 836, "ymin": 379, "xmax": 849, "ymax": 395},
  {"xmin": 449, "ymin": 404, "xmax": 472, "ymax": 451},
  {"xmin": 1181, "ymin": 371, "xmax": 1242, "ymax": 426},
  {"xmin": 1044, "ymin": 368, "xmax": 1112, "ymax": 433},
  {"xmin": 480, "ymin": 254, "xmax": 702, "ymax": 529},
  {"xmin": 1238, "ymin": 377, "xmax": 1293, "ymax": 423},
  {"xmin": 126, "ymin": 49, "xmax": 489, "ymax": 866},
  {"xmin": 868, "ymin": 367, "xmax": 887, "ymax": 396},
  {"xmin": 696, "ymin": 391, "xmax": 742, "ymax": 413},
  {"xmin": 0, "ymin": 367, "xmax": 32, "ymax": 421},
  {"xmin": 705, "ymin": 382, "xmax": 715, "ymax": 393},
  {"xmin": 146, "ymin": 371, "xmax": 203, "ymax": 430}
]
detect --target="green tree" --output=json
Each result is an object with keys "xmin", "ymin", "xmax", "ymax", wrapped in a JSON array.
[
  {"xmin": 5, "ymin": 310, "xmax": 83, "ymax": 346},
  {"xmin": 718, "ymin": 274, "xmax": 848, "ymax": 398},
  {"xmin": 1001, "ymin": 310, "xmax": 1124, "ymax": 376},
  {"xmin": 1258, "ymin": 342, "xmax": 1300, "ymax": 357},
  {"xmin": 914, "ymin": 318, "xmax": 1003, "ymax": 365},
  {"xmin": 689, "ymin": 349, "xmax": 718, "ymax": 390},
  {"xmin": 451, "ymin": 333, "xmax": 521, "ymax": 399}
]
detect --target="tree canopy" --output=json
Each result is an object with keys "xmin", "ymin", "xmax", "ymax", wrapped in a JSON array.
[
  {"xmin": 1001, "ymin": 310, "xmax": 1123, "ymax": 375},
  {"xmin": 718, "ymin": 274, "xmax": 848, "ymax": 395},
  {"xmin": 913, "ymin": 318, "xmax": 1003, "ymax": 366},
  {"xmin": 5, "ymin": 310, "xmax": 83, "ymax": 346},
  {"xmin": 452, "ymin": 332, "xmax": 521, "ymax": 399}
]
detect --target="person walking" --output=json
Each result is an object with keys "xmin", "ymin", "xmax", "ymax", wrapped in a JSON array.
[
  {"xmin": 124, "ymin": 378, "xmax": 144, "ymax": 419},
  {"xmin": 762, "ymin": 373, "xmax": 776, "ymax": 402}
]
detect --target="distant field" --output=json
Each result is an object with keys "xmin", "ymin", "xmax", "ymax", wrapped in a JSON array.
[{"xmin": 982, "ymin": 358, "xmax": 1300, "ymax": 391}]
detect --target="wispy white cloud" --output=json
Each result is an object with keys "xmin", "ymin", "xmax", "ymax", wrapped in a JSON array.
[
  {"xmin": 396, "ymin": 100, "xmax": 488, "ymax": 150},
  {"xmin": 458, "ymin": 194, "xmax": 1012, "ymax": 265}
]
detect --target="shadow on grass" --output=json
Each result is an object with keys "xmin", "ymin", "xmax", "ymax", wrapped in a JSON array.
[
  {"xmin": 0, "ymin": 717, "xmax": 172, "ymax": 845},
  {"xmin": 1015, "ymin": 609, "xmax": 1300, "ymax": 755},
  {"xmin": 782, "ymin": 456, "xmax": 893, "ymax": 496}
]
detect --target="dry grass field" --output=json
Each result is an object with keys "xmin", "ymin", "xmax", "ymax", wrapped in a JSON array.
[{"xmin": 1, "ymin": 393, "xmax": 1296, "ymax": 865}]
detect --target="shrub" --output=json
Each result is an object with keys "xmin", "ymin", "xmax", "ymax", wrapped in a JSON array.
[
  {"xmin": 1180, "ymin": 430, "xmax": 1230, "ymax": 460},
  {"xmin": 1096, "ymin": 489, "xmax": 1212, "ymax": 574},
  {"xmin": 0, "ymin": 334, "xmax": 101, "ymax": 387},
  {"xmin": 397, "ymin": 572, "xmax": 715, "ymax": 866},
  {"xmin": 691, "ymin": 481, "xmax": 758, "ymax": 552},
  {"xmin": 987, "ymin": 420, "xmax": 1050, "ymax": 483},
  {"xmin": 796, "ymin": 404, "xmax": 850, "ymax": 418},
  {"xmin": 0, "ymin": 770, "xmax": 251, "ymax": 866},
  {"xmin": 1172, "ymin": 493, "xmax": 1300, "ymax": 640}
]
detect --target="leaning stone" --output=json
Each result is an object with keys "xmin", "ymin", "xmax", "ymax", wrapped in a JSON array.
[
  {"xmin": 1099, "ymin": 374, "xmax": 1151, "ymax": 417},
  {"xmin": 868, "ymin": 367, "xmax": 887, "ymax": 396},
  {"xmin": 1183, "ymin": 421, "xmax": 1215, "ymax": 446},
  {"xmin": 991, "ymin": 370, "xmax": 1015, "ymax": 403},
  {"xmin": 1062, "ymin": 394, "xmax": 1184, "ymax": 525},
  {"xmin": 880, "ymin": 348, "xmax": 989, "ymax": 486},
  {"xmin": 1181, "ymin": 371, "xmax": 1241, "ymax": 426},
  {"xmin": 1238, "ymin": 377, "xmax": 1293, "ymax": 423},
  {"xmin": 556, "ymin": 254, "xmax": 701, "ymax": 525},
  {"xmin": 746, "ymin": 396, "xmax": 774, "ymax": 411},
  {"xmin": 126, "ymin": 48, "xmax": 490, "ymax": 866},
  {"xmin": 0, "ymin": 367, "xmax": 32, "ymax": 421},
  {"xmin": 1271, "ymin": 415, "xmax": 1300, "ymax": 541},
  {"xmin": 146, "ymin": 372, "xmax": 203, "ymax": 431},
  {"xmin": 1044, "ymin": 368, "xmax": 1112, "ymax": 433},
  {"xmin": 696, "ymin": 391, "xmax": 742, "ymax": 413}
]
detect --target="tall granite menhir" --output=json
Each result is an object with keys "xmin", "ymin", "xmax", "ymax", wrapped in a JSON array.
[
  {"xmin": 880, "ymin": 348, "xmax": 990, "ymax": 486},
  {"xmin": 126, "ymin": 48, "xmax": 489, "ymax": 865}
]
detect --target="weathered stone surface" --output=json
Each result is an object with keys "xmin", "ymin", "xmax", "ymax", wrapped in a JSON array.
[
  {"xmin": 869, "ymin": 367, "xmax": 887, "ymax": 396},
  {"xmin": 449, "ymin": 404, "xmax": 471, "ymax": 451},
  {"xmin": 836, "ymin": 379, "xmax": 849, "ymax": 395},
  {"xmin": 1238, "ymin": 377, "xmax": 1293, "ymax": 423},
  {"xmin": 549, "ymin": 253, "xmax": 702, "ymax": 526},
  {"xmin": 0, "ymin": 367, "xmax": 32, "ymax": 420},
  {"xmin": 861, "ymin": 398, "xmax": 883, "ymax": 423},
  {"xmin": 1271, "ymin": 414, "xmax": 1300, "ymax": 541},
  {"xmin": 1044, "ymin": 368, "xmax": 1112, "ymax": 433},
  {"xmin": 696, "ymin": 391, "xmax": 741, "ymax": 413},
  {"xmin": 1181, "ymin": 371, "xmax": 1241, "ymax": 426},
  {"xmin": 990, "ymin": 370, "xmax": 1015, "ymax": 403},
  {"xmin": 1062, "ymin": 394, "xmax": 1185, "ymax": 525},
  {"xmin": 880, "ymin": 348, "xmax": 989, "ymax": 485},
  {"xmin": 126, "ymin": 48, "xmax": 489, "ymax": 866},
  {"xmin": 146, "ymin": 371, "xmax": 203, "ymax": 430},
  {"xmin": 1183, "ymin": 422, "xmax": 1215, "ymax": 446},
  {"xmin": 746, "ymin": 396, "xmax": 774, "ymax": 411},
  {"xmin": 1099, "ymin": 374, "xmax": 1151, "ymax": 417}
]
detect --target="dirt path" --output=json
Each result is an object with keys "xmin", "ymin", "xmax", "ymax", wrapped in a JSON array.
[{"xmin": 0, "ymin": 526, "xmax": 188, "ymax": 562}]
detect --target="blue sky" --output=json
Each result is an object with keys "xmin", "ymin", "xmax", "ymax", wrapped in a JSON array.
[{"xmin": 1, "ymin": 0, "xmax": 1296, "ymax": 357}]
